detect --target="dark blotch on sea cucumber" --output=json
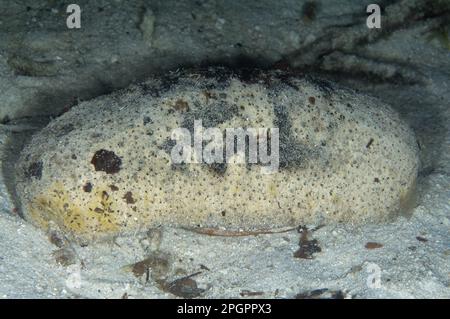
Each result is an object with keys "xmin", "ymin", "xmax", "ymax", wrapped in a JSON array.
[
  {"xmin": 207, "ymin": 162, "xmax": 227, "ymax": 176},
  {"xmin": 25, "ymin": 161, "xmax": 43, "ymax": 180},
  {"xmin": 123, "ymin": 191, "xmax": 136, "ymax": 204},
  {"xmin": 143, "ymin": 116, "xmax": 152, "ymax": 125},
  {"xmin": 83, "ymin": 182, "xmax": 93, "ymax": 192},
  {"xmin": 91, "ymin": 149, "xmax": 122, "ymax": 174}
]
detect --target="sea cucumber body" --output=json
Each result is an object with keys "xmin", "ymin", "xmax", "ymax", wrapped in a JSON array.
[{"xmin": 16, "ymin": 68, "xmax": 419, "ymax": 242}]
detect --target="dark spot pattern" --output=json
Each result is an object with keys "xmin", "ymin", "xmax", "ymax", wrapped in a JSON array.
[
  {"xmin": 25, "ymin": 161, "xmax": 43, "ymax": 180},
  {"xmin": 91, "ymin": 149, "xmax": 122, "ymax": 174},
  {"xmin": 83, "ymin": 182, "xmax": 93, "ymax": 192},
  {"xmin": 123, "ymin": 191, "xmax": 136, "ymax": 204},
  {"xmin": 160, "ymin": 138, "xmax": 177, "ymax": 156},
  {"xmin": 207, "ymin": 162, "xmax": 227, "ymax": 176},
  {"xmin": 143, "ymin": 116, "xmax": 152, "ymax": 125},
  {"xmin": 366, "ymin": 138, "xmax": 374, "ymax": 148},
  {"xmin": 274, "ymin": 104, "xmax": 311, "ymax": 170}
]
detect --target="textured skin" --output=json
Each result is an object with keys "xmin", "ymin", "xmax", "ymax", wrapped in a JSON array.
[{"xmin": 15, "ymin": 68, "xmax": 419, "ymax": 242}]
